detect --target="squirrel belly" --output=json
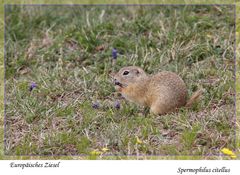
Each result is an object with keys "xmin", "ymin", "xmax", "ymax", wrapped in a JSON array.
[{"xmin": 120, "ymin": 82, "xmax": 150, "ymax": 107}]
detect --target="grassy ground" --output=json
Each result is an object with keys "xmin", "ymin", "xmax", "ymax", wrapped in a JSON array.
[
  {"xmin": 0, "ymin": 2, "xmax": 4, "ymax": 160},
  {"xmin": 236, "ymin": 3, "xmax": 240, "ymax": 161},
  {"xmin": 4, "ymin": 5, "xmax": 236, "ymax": 158},
  {"xmin": 2, "ymin": 0, "xmax": 236, "ymax": 5}
]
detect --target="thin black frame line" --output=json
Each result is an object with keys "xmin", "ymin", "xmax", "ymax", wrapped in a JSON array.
[
  {"xmin": 3, "ymin": 4, "xmax": 236, "ymax": 6},
  {"xmin": 3, "ymin": 3, "xmax": 7, "ymax": 156},
  {"xmin": 233, "ymin": 4, "xmax": 237, "ymax": 152},
  {"xmin": 2, "ymin": 153, "xmax": 233, "ymax": 157}
]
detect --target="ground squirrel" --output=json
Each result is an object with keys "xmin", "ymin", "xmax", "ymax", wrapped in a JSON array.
[{"xmin": 113, "ymin": 66, "xmax": 202, "ymax": 115}]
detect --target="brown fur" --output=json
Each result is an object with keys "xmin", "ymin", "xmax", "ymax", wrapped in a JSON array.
[{"xmin": 113, "ymin": 66, "xmax": 200, "ymax": 115}]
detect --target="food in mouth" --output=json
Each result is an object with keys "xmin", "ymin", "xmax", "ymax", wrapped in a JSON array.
[{"xmin": 114, "ymin": 81, "xmax": 123, "ymax": 87}]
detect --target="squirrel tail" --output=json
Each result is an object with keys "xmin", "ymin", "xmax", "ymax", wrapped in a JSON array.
[{"xmin": 185, "ymin": 89, "xmax": 203, "ymax": 108}]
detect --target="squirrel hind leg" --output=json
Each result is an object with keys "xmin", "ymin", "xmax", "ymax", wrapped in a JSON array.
[
  {"xmin": 150, "ymin": 103, "xmax": 167, "ymax": 115},
  {"xmin": 150, "ymin": 100, "xmax": 180, "ymax": 115}
]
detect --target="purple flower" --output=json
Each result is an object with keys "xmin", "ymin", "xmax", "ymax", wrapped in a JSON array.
[
  {"xmin": 29, "ymin": 82, "xmax": 37, "ymax": 91},
  {"xmin": 112, "ymin": 48, "xmax": 117, "ymax": 59},
  {"xmin": 114, "ymin": 101, "xmax": 120, "ymax": 109},
  {"xmin": 92, "ymin": 101, "xmax": 100, "ymax": 109}
]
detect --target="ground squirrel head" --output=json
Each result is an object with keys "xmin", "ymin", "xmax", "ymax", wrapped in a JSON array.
[{"xmin": 112, "ymin": 66, "xmax": 147, "ymax": 91}]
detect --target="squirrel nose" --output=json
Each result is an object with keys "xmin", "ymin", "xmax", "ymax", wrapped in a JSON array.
[{"xmin": 114, "ymin": 79, "xmax": 121, "ymax": 86}]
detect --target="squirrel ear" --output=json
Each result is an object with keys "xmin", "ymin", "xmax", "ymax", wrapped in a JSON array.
[{"xmin": 133, "ymin": 69, "xmax": 140, "ymax": 75}]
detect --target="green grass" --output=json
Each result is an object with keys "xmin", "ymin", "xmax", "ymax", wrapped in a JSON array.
[
  {"xmin": 0, "ymin": 2, "xmax": 4, "ymax": 160},
  {"xmin": 4, "ymin": 5, "xmax": 236, "ymax": 158},
  {"xmin": 3, "ymin": 0, "xmax": 236, "ymax": 4}
]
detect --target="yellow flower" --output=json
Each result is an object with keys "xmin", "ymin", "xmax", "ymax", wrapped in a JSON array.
[
  {"xmin": 90, "ymin": 150, "xmax": 101, "ymax": 156},
  {"xmin": 206, "ymin": 34, "xmax": 213, "ymax": 38},
  {"xmin": 136, "ymin": 136, "xmax": 143, "ymax": 144},
  {"xmin": 102, "ymin": 147, "xmax": 109, "ymax": 152},
  {"xmin": 221, "ymin": 148, "xmax": 237, "ymax": 159}
]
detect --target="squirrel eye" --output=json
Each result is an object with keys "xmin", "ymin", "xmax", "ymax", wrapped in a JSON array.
[{"xmin": 123, "ymin": 71, "xmax": 129, "ymax": 75}]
